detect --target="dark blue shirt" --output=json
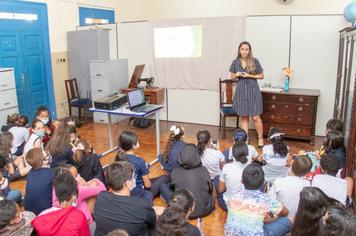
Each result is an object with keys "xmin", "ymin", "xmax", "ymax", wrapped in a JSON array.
[
  {"xmin": 50, "ymin": 144, "xmax": 76, "ymax": 168},
  {"xmin": 159, "ymin": 141, "xmax": 186, "ymax": 173},
  {"xmin": 127, "ymin": 154, "xmax": 149, "ymax": 192},
  {"xmin": 24, "ymin": 168, "xmax": 54, "ymax": 215}
]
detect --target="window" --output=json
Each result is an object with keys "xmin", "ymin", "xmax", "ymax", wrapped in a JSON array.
[{"xmin": 79, "ymin": 7, "xmax": 115, "ymax": 26}]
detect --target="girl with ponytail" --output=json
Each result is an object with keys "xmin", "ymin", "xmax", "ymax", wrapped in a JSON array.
[
  {"xmin": 196, "ymin": 130, "xmax": 225, "ymax": 180},
  {"xmin": 261, "ymin": 127, "xmax": 289, "ymax": 184},
  {"xmin": 158, "ymin": 125, "xmax": 186, "ymax": 173},
  {"xmin": 155, "ymin": 189, "xmax": 201, "ymax": 236}
]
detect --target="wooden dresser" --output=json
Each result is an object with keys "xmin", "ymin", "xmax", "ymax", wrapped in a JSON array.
[
  {"xmin": 121, "ymin": 87, "xmax": 165, "ymax": 104},
  {"xmin": 261, "ymin": 88, "xmax": 320, "ymax": 144}
]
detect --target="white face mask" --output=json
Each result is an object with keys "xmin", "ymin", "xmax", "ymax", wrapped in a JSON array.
[
  {"xmin": 71, "ymin": 197, "xmax": 78, "ymax": 207},
  {"xmin": 40, "ymin": 118, "xmax": 49, "ymax": 125}
]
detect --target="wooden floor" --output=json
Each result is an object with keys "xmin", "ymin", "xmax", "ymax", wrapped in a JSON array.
[{"xmin": 11, "ymin": 119, "xmax": 324, "ymax": 236}]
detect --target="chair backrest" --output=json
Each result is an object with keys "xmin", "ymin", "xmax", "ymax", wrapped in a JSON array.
[
  {"xmin": 219, "ymin": 78, "xmax": 238, "ymax": 106},
  {"xmin": 65, "ymin": 79, "xmax": 80, "ymax": 103}
]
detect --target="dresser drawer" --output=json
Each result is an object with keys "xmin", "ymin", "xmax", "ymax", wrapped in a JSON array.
[
  {"xmin": 0, "ymin": 69, "xmax": 15, "ymax": 91},
  {"xmin": 261, "ymin": 112, "xmax": 313, "ymax": 126},
  {"xmin": 264, "ymin": 122, "xmax": 312, "ymax": 138},
  {"xmin": 146, "ymin": 89, "xmax": 165, "ymax": 104},
  {"xmin": 0, "ymin": 89, "xmax": 18, "ymax": 110},
  {"xmin": 263, "ymin": 101, "xmax": 314, "ymax": 113},
  {"xmin": 262, "ymin": 93, "xmax": 315, "ymax": 105}
]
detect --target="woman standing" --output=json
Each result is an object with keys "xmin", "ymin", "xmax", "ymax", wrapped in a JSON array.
[{"xmin": 230, "ymin": 41, "xmax": 264, "ymax": 148}]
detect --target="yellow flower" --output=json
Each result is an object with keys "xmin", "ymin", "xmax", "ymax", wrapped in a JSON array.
[{"xmin": 282, "ymin": 67, "xmax": 294, "ymax": 77}]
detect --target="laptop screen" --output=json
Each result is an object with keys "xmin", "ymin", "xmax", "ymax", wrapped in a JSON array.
[{"xmin": 128, "ymin": 88, "xmax": 145, "ymax": 108}]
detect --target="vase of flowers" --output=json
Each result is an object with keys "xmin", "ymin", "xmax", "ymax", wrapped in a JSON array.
[{"xmin": 282, "ymin": 67, "xmax": 294, "ymax": 92}]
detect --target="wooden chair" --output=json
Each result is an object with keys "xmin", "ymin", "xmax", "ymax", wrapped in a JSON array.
[
  {"xmin": 219, "ymin": 78, "xmax": 239, "ymax": 138},
  {"xmin": 65, "ymin": 78, "xmax": 92, "ymax": 121}
]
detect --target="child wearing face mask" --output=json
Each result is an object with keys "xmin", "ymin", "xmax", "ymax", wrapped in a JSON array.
[
  {"xmin": 116, "ymin": 131, "xmax": 170, "ymax": 203},
  {"xmin": 35, "ymin": 105, "xmax": 56, "ymax": 146},
  {"xmin": 51, "ymin": 164, "xmax": 106, "ymax": 225},
  {"xmin": 24, "ymin": 148, "xmax": 54, "ymax": 215},
  {"xmin": 0, "ymin": 199, "xmax": 36, "ymax": 236},
  {"xmin": 24, "ymin": 119, "xmax": 45, "ymax": 158},
  {"xmin": 32, "ymin": 168, "xmax": 90, "ymax": 236}
]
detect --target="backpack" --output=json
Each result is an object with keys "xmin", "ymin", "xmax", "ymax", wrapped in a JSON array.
[{"xmin": 132, "ymin": 118, "xmax": 151, "ymax": 128}]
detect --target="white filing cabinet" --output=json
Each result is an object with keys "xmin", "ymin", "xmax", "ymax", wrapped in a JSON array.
[
  {"xmin": 0, "ymin": 68, "xmax": 19, "ymax": 126},
  {"xmin": 90, "ymin": 59, "xmax": 129, "ymax": 123}
]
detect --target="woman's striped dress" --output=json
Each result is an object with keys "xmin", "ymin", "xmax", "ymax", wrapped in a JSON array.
[{"xmin": 229, "ymin": 58, "xmax": 263, "ymax": 116}]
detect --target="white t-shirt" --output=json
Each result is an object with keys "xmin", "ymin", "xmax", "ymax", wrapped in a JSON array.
[
  {"xmin": 262, "ymin": 144, "xmax": 288, "ymax": 166},
  {"xmin": 269, "ymin": 176, "xmax": 310, "ymax": 217},
  {"xmin": 9, "ymin": 126, "xmax": 30, "ymax": 154},
  {"xmin": 220, "ymin": 161, "xmax": 248, "ymax": 193},
  {"xmin": 312, "ymin": 174, "xmax": 347, "ymax": 205},
  {"xmin": 201, "ymin": 148, "xmax": 225, "ymax": 179},
  {"xmin": 23, "ymin": 133, "xmax": 43, "ymax": 157},
  {"xmin": 227, "ymin": 144, "xmax": 257, "ymax": 164}
]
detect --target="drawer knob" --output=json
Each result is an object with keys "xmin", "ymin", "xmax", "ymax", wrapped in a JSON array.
[
  {"xmin": 271, "ymin": 104, "xmax": 276, "ymax": 109},
  {"xmin": 298, "ymin": 106, "xmax": 303, "ymax": 111},
  {"xmin": 297, "ymin": 117, "xmax": 302, "ymax": 122},
  {"xmin": 296, "ymin": 128, "xmax": 301, "ymax": 133},
  {"xmin": 271, "ymin": 95, "xmax": 276, "ymax": 100},
  {"xmin": 285, "ymin": 104, "xmax": 289, "ymax": 108},
  {"xmin": 270, "ymin": 115, "xmax": 275, "ymax": 119},
  {"xmin": 284, "ymin": 115, "xmax": 288, "ymax": 119},
  {"xmin": 298, "ymin": 97, "xmax": 304, "ymax": 103}
]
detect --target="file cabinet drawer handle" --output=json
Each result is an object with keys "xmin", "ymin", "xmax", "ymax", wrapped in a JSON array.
[
  {"xmin": 96, "ymin": 74, "xmax": 102, "ymax": 76},
  {"xmin": 1, "ymin": 84, "xmax": 7, "ymax": 87},
  {"xmin": 97, "ymin": 89, "xmax": 103, "ymax": 92},
  {"xmin": 3, "ymin": 102, "xmax": 10, "ymax": 106}
]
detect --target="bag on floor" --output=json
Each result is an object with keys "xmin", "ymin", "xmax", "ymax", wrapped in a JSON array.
[{"xmin": 133, "ymin": 118, "xmax": 151, "ymax": 128}]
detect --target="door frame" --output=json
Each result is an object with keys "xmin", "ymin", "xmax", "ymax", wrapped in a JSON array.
[{"xmin": 0, "ymin": 0, "xmax": 56, "ymax": 119}]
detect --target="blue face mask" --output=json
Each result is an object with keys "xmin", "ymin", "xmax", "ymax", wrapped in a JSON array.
[
  {"xmin": 34, "ymin": 130, "xmax": 45, "ymax": 137},
  {"xmin": 40, "ymin": 118, "xmax": 49, "ymax": 125}
]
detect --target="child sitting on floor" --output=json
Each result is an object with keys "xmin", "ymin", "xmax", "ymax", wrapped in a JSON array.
[
  {"xmin": 224, "ymin": 128, "xmax": 258, "ymax": 163},
  {"xmin": 258, "ymin": 128, "xmax": 289, "ymax": 184},
  {"xmin": 0, "ymin": 154, "xmax": 22, "ymax": 202},
  {"xmin": 224, "ymin": 163, "xmax": 291, "ymax": 236},
  {"xmin": 116, "ymin": 131, "xmax": 169, "ymax": 202},
  {"xmin": 0, "ymin": 199, "xmax": 35, "ymax": 236},
  {"xmin": 158, "ymin": 125, "xmax": 186, "ymax": 174}
]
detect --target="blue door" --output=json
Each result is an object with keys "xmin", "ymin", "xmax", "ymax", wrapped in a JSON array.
[{"xmin": 0, "ymin": 1, "xmax": 56, "ymax": 119}]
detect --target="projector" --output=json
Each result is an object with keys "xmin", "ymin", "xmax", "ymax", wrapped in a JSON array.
[{"xmin": 94, "ymin": 93, "xmax": 127, "ymax": 110}]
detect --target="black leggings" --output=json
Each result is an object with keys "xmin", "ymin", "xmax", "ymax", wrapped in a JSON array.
[{"xmin": 148, "ymin": 175, "xmax": 170, "ymax": 198}]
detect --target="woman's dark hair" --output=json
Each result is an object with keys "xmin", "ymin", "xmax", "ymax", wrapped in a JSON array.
[
  {"xmin": 155, "ymin": 189, "xmax": 195, "ymax": 236},
  {"xmin": 292, "ymin": 187, "xmax": 339, "ymax": 236},
  {"xmin": 0, "ymin": 132, "xmax": 13, "ymax": 157},
  {"xmin": 53, "ymin": 168, "xmax": 78, "ymax": 203},
  {"xmin": 45, "ymin": 123, "xmax": 73, "ymax": 156},
  {"xmin": 291, "ymin": 155, "xmax": 312, "ymax": 177},
  {"xmin": 162, "ymin": 125, "xmax": 184, "ymax": 163},
  {"xmin": 18, "ymin": 115, "xmax": 29, "ymax": 127},
  {"xmin": 242, "ymin": 163, "xmax": 264, "ymax": 190},
  {"xmin": 268, "ymin": 127, "xmax": 288, "ymax": 157},
  {"xmin": 196, "ymin": 130, "xmax": 211, "ymax": 155},
  {"xmin": 35, "ymin": 105, "xmax": 49, "ymax": 117},
  {"xmin": 118, "ymin": 131, "xmax": 138, "ymax": 151},
  {"xmin": 232, "ymin": 143, "xmax": 248, "ymax": 164},
  {"xmin": 106, "ymin": 161, "xmax": 134, "ymax": 191},
  {"xmin": 6, "ymin": 113, "xmax": 19, "ymax": 126},
  {"xmin": 0, "ymin": 199, "xmax": 17, "ymax": 229},
  {"xmin": 324, "ymin": 131, "xmax": 345, "ymax": 152},
  {"xmin": 318, "ymin": 205, "xmax": 356, "ymax": 236},
  {"xmin": 233, "ymin": 128, "xmax": 248, "ymax": 144}
]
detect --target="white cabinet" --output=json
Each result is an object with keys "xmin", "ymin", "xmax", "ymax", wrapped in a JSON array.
[
  {"xmin": 0, "ymin": 68, "xmax": 19, "ymax": 126},
  {"xmin": 90, "ymin": 59, "xmax": 129, "ymax": 123}
]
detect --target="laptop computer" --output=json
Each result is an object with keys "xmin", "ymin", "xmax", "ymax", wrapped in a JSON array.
[{"xmin": 127, "ymin": 88, "xmax": 157, "ymax": 112}]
